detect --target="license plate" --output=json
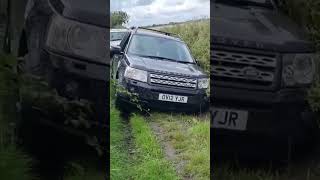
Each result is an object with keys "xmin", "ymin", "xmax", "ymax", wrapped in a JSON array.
[
  {"xmin": 158, "ymin": 93, "xmax": 188, "ymax": 103},
  {"xmin": 212, "ymin": 108, "xmax": 248, "ymax": 131}
]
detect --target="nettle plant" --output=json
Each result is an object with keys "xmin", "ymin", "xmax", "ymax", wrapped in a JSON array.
[
  {"xmin": 19, "ymin": 74, "xmax": 104, "ymax": 155},
  {"xmin": 111, "ymin": 79, "xmax": 150, "ymax": 114}
]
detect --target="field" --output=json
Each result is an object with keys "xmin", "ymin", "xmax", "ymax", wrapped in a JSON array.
[{"xmin": 110, "ymin": 20, "xmax": 210, "ymax": 179}]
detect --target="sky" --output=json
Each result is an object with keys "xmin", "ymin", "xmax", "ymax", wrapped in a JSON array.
[{"xmin": 110, "ymin": 0, "xmax": 210, "ymax": 27}]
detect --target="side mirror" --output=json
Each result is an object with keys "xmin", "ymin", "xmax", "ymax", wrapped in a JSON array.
[{"xmin": 110, "ymin": 46, "xmax": 122, "ymax": 58}]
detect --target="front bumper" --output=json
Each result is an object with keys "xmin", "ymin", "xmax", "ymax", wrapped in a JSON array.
[
  {"xmin": 118, "ymin": 78, "xmax": 209, "ymax": 112},
  {"xmin": 211, "ymin": 86, "xmax": 309, "ymax": 138}
]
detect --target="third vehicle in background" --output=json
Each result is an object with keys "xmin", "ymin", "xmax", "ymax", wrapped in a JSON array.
[{"xmin": 110, "ymin": 28, "xmax": 128, "ymax": 57}]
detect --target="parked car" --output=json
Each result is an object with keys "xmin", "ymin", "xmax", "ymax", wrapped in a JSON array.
[
  {"xmin": 110, "ymin": 29, "xmax": 128, "ymax": 46},
  {"xmin": 17, "ymin": 0, "xmax": 108, "ymax": 149},
  {"xmin": 110, "ymin": 28, "xmax": 128, "ymax": 57},
  {"xmin": 111, "ymin": 27, "xmax": 209, "ymax": 112},
  {"xmin": 212, "ymin": 0, "xmax": 317, "ymax": 144}
]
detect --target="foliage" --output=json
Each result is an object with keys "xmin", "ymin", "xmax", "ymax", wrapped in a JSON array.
[
  {"xmin": 111, "ymin": 11, "xmax": 130, "ymax": 28},
  {"xmin": 0, "ymin": 54, "xmax": 36, "ymax": 180},
  {"xmin": 0, "ymin": 145, "xmax": 36, "ymax": 180},
  {"xmin": 281, "ymin": 0, "xmax": 320, "ymax": 49},
  {"xmin": 63, "ymin": 161, "xmax": 104, "ymax": 180},
  {"xmin": 283, "ymin": 0, "xmax": 320, "ymax": 111},
  {"xmin": 110, "ymin": 107, "xmax": 132, "ymax": 180},
  {"xmin": 111, "ymin": 79, "xmax": 150, "ymax": 114},
  {"xmin": 161, "ymin": 20, "xmax": 210, "ymax": 73}
]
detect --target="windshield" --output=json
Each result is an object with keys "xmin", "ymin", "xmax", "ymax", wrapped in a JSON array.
[
  {"xmin": 110, "ymin": 32, "xmax": 127, "ymax": 41},
  {"xmin": 215, "ymin": 0, "xmax": 273, "ymax": 8},
  {"xmin": 127, "ymin": 35, "xmax": 195, "ymax": 63}
]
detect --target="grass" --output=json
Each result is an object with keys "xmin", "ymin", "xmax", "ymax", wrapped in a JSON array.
[
  {"xmin": 130, "ymin": 114, "xmax": 179, "ymax": 180},
  {"xmin": 0, "ymin": 54, "xmax": 36, "ymax": 180},
  {"xmin": 0, "ymin": 145, "xmax": 36, "ymax": 180},
  {"xmin": 213, "ymin": 166, "xmax": 320, "ymax": 180},
  {"xmin": 110, "ymin": 107, "xmax": 132, "ymax": 180},
  {"xmin": 151, "ymin": 112, "xmax": 210, "ymax": 179},
  {"xmin": 63, "ymin": 161, "xmax": 105, "ymax": 180},
  {"xmin": 110, "ymin": 105, "xmax": 181, "ymax": 180}
]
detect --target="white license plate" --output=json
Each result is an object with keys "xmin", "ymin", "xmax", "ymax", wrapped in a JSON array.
[
  {"xmin": 158, "ymin": 93, "xmax": 188, "ymax": 103},
  {"xmin": 212, "ymin": 108, "xmax": 248, "ymax": 131}
]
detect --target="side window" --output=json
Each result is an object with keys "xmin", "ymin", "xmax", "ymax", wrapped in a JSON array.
[{"xmin": 120, "ymin": 32, "xmax": 131, "ymax": 51}]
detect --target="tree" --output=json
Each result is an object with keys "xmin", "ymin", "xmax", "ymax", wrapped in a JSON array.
[{"xmin": 111, "ymin": 11, "xmax": 129, "ymax": 28}]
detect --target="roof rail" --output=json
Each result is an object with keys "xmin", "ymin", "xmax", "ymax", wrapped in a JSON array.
[{"xmin": 135, "ymin": 27, "xmax": 181, "ymax": 39}]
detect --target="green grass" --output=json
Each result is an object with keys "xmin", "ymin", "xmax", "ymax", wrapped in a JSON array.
[
  {"xmin": 0, "ymin": 54, "xmax": 36, "ymax": 180},
  {"xmin": 110, "ymin": 107, "xmax": 132, "ymax": 180},
  {"xmin": 213, "ymin": 166, "xmax": 320, "ymax": 180},
  {"xmin": 150, "ymin": 113, "xmax": 210, "ymax": 179},
  {"xmin": 0, "ymin": 145, "xmax": 36, "ymax": 180},
  {"xmin": 63, "ymin": 161, "xmax": 105, "ymax": 180},
  {"xmin": 130, "ymin": 114, "xmax": 179, "ymax": 180}
]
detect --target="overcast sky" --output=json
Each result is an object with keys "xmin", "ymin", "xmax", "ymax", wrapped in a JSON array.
[{"xmin": 111, "ymin": 0, "xmax": 210, "ymax": 27}]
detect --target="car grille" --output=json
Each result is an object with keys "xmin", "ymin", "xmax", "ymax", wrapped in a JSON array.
[
  {"xmin": 150, "ymin": 73, "xmax": 197, "ymax": 89},
  {"xmin": 211, "ymin": 49, "xmax": 278, "ymax": 89}
]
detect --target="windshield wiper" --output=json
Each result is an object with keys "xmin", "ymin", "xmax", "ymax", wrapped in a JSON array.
[{"xmin": 179, "ymin": 61, "xmax": 195, "ymax": 64}]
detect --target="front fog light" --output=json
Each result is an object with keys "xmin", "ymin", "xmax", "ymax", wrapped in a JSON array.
[{"xmin": 198, "ymin": 78, "xmax": 209, "ymax": 89}]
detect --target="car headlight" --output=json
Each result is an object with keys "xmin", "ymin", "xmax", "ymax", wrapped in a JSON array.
[
  {"xmin": 45, "ymin": 15, "xmax": 108, "ymax": 64},
  {"xmin": 282, "ymin": 54, "xmax": 316, "ymax": 87},
  {"xmin": 124, "ymin": 67, "xmax": 148, "ymax": 82},
  {"xmin": 198, "ymin": 78, "xmax": 209, "ymax": 89}
]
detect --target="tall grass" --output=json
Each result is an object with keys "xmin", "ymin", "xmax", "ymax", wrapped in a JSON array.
[
  {"xmin": 282, "ymin": 0, "xmax": 320, "ymax": 49},
  {"xmin": 0, "ymin": 145, "xmax": 36, "ymax": 180},
  {"xmin": 161, "ymin": 20, "xmax": 210, "ymax": 73},
  {"xmin": 0, "ymin": 54, "xmax": 36, "ymax": 180},
  {"xmin": 110, "ymin": 107, "xmax": 132, "ymax": 180},
  {"xmin": 285, "ymin": 0, "xmax": 320, "ymax": 112}
]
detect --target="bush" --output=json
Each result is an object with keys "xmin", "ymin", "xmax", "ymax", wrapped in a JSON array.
[{"xmin": 282, "ymin": 1, "xmax": 320, "ymax": 112}]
